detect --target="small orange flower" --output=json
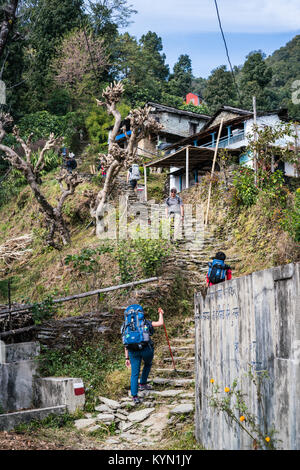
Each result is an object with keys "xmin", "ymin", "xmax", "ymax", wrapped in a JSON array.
[
  {"xmin": 265, "ymin": 436, "xmax": 270, "ymax": 442},
  {"xmin": 210, "ymin": 378, "xmax": 214, "ymax": 383},
  {"xmin": 224, "ymin": 387, "xmax": 230, "ymax": 392},
  {"xmin": 240, "ymin": 416, "xmax": 245, "ymax": 422}
]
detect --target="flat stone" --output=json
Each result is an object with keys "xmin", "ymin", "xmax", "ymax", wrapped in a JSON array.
[
  {"xmin": 87, "ymin": 424, "xmax": 101, "ymax": 433},
  {"xmin": 115, "ymin": 412, "xmax": 128, "ymax": 421},
  {"xmin": 96, "ymin": 413, "xmax": 115, "ymax": 423},
  {"xmin": 180, "ymin": 393, "xmax": 194, "ymax": 398},
  {"xmin": 74, "ymin": 418, "xmax": 97, "ymax": 430},
  {"xmin": 98, "ymin": 396, "xmax": 121, "ymax": 410},
  {"xmin": 95, "ymin": 404, "xmax": 112, "ymax": 413},
  {"xmin": 127, "ymin": 407, "xmax": 155, "ymax": 423},
  {"xmin": 169, "ymin": 403, "xmax": 194, "ymax": 415},
  {"xmin": 119, "ymin": 421, "xmax": 134, "ymax": 432},
  {"xmin": 152, "ymin": 389, "xmax": 183, "ymax": 397}
]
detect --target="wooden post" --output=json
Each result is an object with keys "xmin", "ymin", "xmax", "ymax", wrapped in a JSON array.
[
  {"xmin": 205, "ymin": 119, "xmax": 224, "ymax": 226},
  {"xmin": 144, "ymin": 164, "xmax": 148, "ymax": 202},
  {"xmin": 253, "ymin": 96, "xmax": 257, "ymax": 183},
  {"xmin": 186, "ymin": 146, "xmax": 189, "ymax": 189},
  {"xmin": 8, "ymin": 278, "xmax": 12, "ymax": 331}
]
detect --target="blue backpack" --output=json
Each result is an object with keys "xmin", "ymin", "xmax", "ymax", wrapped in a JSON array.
[
  {"xmin": 207, "ymin": 259, "xmax": 230, "ymax": 284},
  {"xmin": 121, "ymin": 304, "xmax": 152, "ymax": 351}
]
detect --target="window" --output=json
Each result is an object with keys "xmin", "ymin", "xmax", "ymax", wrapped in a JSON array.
[{"xmin": 189, "ymin": 122, "xmax": 197, "ymax": 135}]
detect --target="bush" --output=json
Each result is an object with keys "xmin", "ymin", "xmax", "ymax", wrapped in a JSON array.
[
  {"xmin": 17, "ymin": 111, "xmax": 66, "ymax": 140},
  {"xmin": 281, "ymin": 189, "xmax": 300, "ymax": 242},
  {"xmin": 232, "ymin": 168, "xmax": 258, "ymax": 207},
  {"xmin": 115, "ymin": 237, "xmax": 171, "ymax": 282},
  {"xmin": 38, "ymin": 342, "xmax": 124, "ymax": 410},
  {"xmin": 232, "ymin": 168, "xmax": 287, "ymax": 208}
]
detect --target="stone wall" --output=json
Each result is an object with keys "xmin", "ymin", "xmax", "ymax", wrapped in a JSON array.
[{"xmin": 194, "ymin": 262, "xmax": 300, "ymax": 450}]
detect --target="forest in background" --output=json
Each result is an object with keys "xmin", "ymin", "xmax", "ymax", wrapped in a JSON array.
[{"xmin": 0, "ymin": 0, "xmax": 299, "ymax": 161}]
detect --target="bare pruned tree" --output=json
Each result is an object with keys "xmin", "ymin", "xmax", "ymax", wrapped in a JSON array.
[
  {"xmin": 92, "ymin": 81, "xmax": 163, "ymax": 235},
  {"xmin": 0, "ymin": 113, "xmax": 83, "ymax": 248}
]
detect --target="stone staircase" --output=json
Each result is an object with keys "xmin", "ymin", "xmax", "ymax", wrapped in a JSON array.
[{"xmin": 73, "ymin": 316, "xmax": 196, "ymax": 450}]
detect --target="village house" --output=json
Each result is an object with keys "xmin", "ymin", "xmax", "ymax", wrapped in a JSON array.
[
  {"xmin": 145, "ymin": 105, "xmax": 300, "ymax": 195},
  {"xmin": 111, "ymin": 101, "xmax": 211, "ymax": 161}
]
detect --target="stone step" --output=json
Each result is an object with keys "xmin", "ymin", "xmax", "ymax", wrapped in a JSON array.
[
  {"xmin": 152, "ymin": 368, "xmax": 194, "ymax": 377},
  {"xmin": 163, "ymin": 356, "xmax": 195, "ymax": 363},
  {"xmin": 152, "ymin": 377, "xmax": 194, "ymax": 387},
  {"xmin": 162, "ymin": 345, "xmax": 194, "ymax": 352}
]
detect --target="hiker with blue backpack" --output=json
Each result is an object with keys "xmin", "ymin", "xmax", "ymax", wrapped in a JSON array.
[
  {"xmin": 207, "ymin": 251, "xmax": 232, "ymax": 286},
  {"xmin": 121, "ymin": 304, "xmax": 164, "ymax": 404}
]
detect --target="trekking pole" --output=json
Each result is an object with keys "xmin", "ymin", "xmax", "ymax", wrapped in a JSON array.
[{"xmin": 163, "ymin": 323, "xmax": 176, "ymax": 371}]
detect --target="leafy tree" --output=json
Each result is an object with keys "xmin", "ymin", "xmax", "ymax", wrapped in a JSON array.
[
  {"xmin": 139, "ymin": 31, "xmax": 169, "ymax": 82},
  {"xmin": 22, "ymin": 0, "xmax": 85, "ymax": 109},
  {"xmin": 239, "ymin": 51, "xmax": 274, "ymax": 111},
  {"xmin": 265, "ymin": 35, "xmax": 300, "ymax": 119},
  {"xmin": 0, "ymin": 0, "xmax": 19, "ymax": 59},
  {"xmin": 86, "ymin": 0, "xmax": 137, "ymax": 41},
  {"xmin": 203, "ymin": 65, "xmax": 238, "ymax": 113},
  {"xmin": 168, "ymin": 54, "xmax": 193, "ymax": 98},
  {"xmin": 113, "ymin": 31, "xmax": 169, "ymax": 106}
]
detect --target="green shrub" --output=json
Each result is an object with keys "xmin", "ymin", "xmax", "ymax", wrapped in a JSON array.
[
  {"xmin": 232, "ymin": 168, "xmax": 287, "ymax": 208},
  {"xmin": 37, "ymin": 342, "xmax": 124, "ymax": 410},
  {"xmin": 232, "ymin": 168, "xmax": 258, "ymax": 207},
  {"xmin": 281, "ymin": 189, "xmax": 300, "ymax": 242}
]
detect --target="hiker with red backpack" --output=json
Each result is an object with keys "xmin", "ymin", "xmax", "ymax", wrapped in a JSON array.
[
  {"xmin": 207, "ymin": 251, "xmax": 232, "ymax": 286},
  {"xmin": 122, "ymin": 304, "xmax": 164, "ymax": 405}
]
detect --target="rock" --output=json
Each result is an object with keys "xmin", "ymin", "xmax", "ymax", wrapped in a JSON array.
[
  {"xmin": 152, "ymin": 389, "xmax": 183, "ymax": 397},
  {"xmin": 119, "ymin": 421, "xmax": 135, "ymax": 432},
  {"xmin": 127, "ymin": 407, "xmax": 155, "ymax": 423},
  {"xmin": 96, "ymin": 413, "xmax": 115, "ymax": 423},
  {"xmin": 74, "ymin": 418, "xmax": 97, "ymax": 430},
  {"xmin": 87, "ymin": 425, "xmax": 101, "ymax": 433},
  {"xmin": 120, "ymin": 401, "xmax": 134, "ymax": 409},
  {"xmin": 180, "ymin": 392, "xmax": 194, "ymax": 398},
  {"xmin": 95, "ymin": 404, "xmax": 112, "ymax": 413},
  {"xmin": 115, "ymin": 412, "xmax": 128, "ymax": 421},
  {"xmin": 98, "ymin": 396, "xmax": 121, "ymax": 410},
  {"xmin": 169, "ymin": 403, "xmax": 194, "ymax": 415}
]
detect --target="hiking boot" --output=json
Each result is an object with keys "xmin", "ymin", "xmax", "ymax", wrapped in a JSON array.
[
  {"xmin": 138, "ymin": 383, "xmax": 153, "ymax": 391},
  {"xmin": 132, "ymin": 396, "xmax": 141, "ymax": 405}
]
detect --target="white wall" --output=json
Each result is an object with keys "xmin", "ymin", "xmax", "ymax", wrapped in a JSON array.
[{"xmin": 233, "ymin": 115, "xmax": 298, "ymax": 176}]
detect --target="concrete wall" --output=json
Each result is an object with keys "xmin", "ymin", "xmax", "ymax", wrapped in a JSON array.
[
  {"xmin": 33, "ymin": 377, "xmax": 85, "ymax": 413},
  {"xmin": 0, "ymin": 342, "xmax": 40, "ymax": 412},
  {"xmin": 194, "ymin": 262, "xmax": 300, "ymax": 450}
]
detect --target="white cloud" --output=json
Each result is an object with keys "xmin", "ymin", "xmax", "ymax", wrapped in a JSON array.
[{"xmin": 126, "ymin": 0, "xmax": 300, "ymax": 35}]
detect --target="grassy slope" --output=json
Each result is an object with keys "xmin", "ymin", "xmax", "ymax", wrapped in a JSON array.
[{"xmin": 182, "ymin": 178, "xmax": 300, "ymax": 277}]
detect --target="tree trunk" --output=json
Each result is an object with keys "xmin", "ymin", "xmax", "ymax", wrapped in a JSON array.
[{"xmin": 0, "ymin": 0, "xmax": 19, "ymax": 59}]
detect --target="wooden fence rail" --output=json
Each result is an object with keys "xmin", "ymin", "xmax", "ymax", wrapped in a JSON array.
[{"xmin": 0, "ymin": 276, "xmax": 159, "ymax": 317}]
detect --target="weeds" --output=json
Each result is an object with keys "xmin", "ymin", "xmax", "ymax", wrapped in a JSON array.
[{"xmin": 207, "ymin": 367, "xmax": 280, "ymax": 450}]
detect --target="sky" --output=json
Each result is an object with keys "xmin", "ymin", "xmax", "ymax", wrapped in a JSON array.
[{"xmin": 122, "ymin": 0, "xmax": 300, "ymax": 78}]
